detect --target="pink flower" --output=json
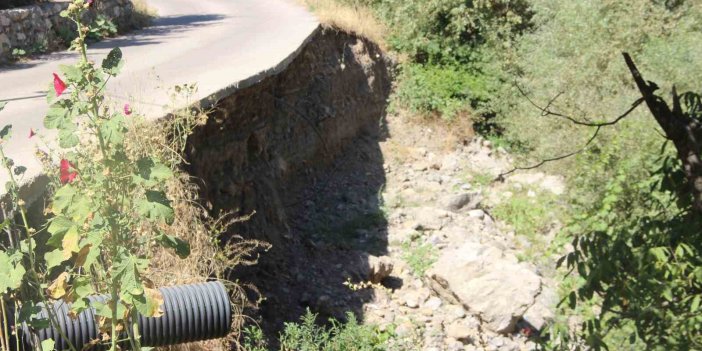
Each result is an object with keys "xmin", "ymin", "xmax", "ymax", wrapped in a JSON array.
[
  {"xmin": 53, "ymin": 73, "xmax": 67, "ymax": 97},
  {"xmin": 29, "ymin": 128, "xmax": 36, "ymax": 139},
  {"xmin": 123, "ymin": 103, "xmax": 132, "ymax": 116},
  {"xmin": 59, "ymin": 159, "xmax": 78, "ymax": 184},
  {"xmin": 87, "ymin": 0, "xmax": 94, "ymax": 5}
]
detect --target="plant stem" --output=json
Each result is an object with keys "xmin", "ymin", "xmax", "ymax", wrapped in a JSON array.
[{"xmin": 1, "ymin": 299, "xmax": 9, "ymax": 351}]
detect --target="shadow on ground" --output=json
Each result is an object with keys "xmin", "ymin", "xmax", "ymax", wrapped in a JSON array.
[
  {"xmin": 183, "ymin": 29, "xmax": 393, "ymax": 346},
  {"xmin": 0, "ymin": 13, "xmax": 226, "ymax": 71}
]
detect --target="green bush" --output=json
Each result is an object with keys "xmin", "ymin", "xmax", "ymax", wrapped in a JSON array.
[
  {"xmin": 394, "ymin": 63, "xmax": 491, "ymax": 119},
  {"xmin": 546, "ymin": 139, "xmax": 702, "ymax": 350},
  {"xmin": 352, "ymin": 0, "xmax": 531, "ymax": 120},
  {"xmin": 243, "ymin": 310, "xmax": 395, "ymax": 351},
  {"xmin": 491, "ymin": 0, "xmax": 702, "ymax": 181}
]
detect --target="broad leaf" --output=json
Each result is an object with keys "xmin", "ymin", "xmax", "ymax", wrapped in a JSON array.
[
  {"xmin": 0, "ymin": 124, "xmax": 12, "ymax": 142},
  {"xmin": 44, "ymin": 249, "xmax": 66, "ymax": 270},
  {"xmin": 58, "ymin": 123, "xmax": 79, "ymax": 148},
  {"xmin": 102, "ymin": 47, "xmax": 124, "ymax": 76},
  {"xmin": 136, "ymin": 191, "xmax": 174, "ymax": 224},
  {"xmin": 157, "ymin": 234, "xmax": 190, "ymax": 259},
  {"xmin": 100, "ymin": 114, "xmax": 127, "ymax": 145},
  {"xmin": 135, "ymin": 158, "xmax": 173, "ymax": 186},
  {"xmin": 133, "ymin": 287, "xmax": 164, "ymax": 318},
  {"xmin": 40, "ymin": 339, "xmax": 55, "ymax": 351},
  {"xmin": 47, "ymin": 216, "xmax": 75, "ymax": 248},
  {"xmin": 52, "ymin": 185, "xmax": 77, "ymax": 213},
  {"xmin": 47, "ymin": 272, "xmax": 69, "ymax": 299},
  {"xmin": 0, "ymin": 251, "xmax": 25, "ymax": 292},
  {"xmin": 59, "ymin": 64, "xmax": 82, "ymax": 83}
]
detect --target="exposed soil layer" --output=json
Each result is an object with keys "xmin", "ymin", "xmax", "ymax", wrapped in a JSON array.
[{"xmin": 184, "ymin": 28, "xmax": 392, "ymax": 337}]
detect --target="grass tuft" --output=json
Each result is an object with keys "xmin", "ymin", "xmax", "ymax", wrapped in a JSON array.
[{"xmin": 297, "ymin": 0, "xmax": 387, "ymax": 49}]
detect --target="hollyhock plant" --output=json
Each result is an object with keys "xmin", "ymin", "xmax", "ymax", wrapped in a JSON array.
[
  {"xmin": 53, "ymin": 73, "xmax": 67, "ymax": 96},
  {"xmin": 124, "ymin": 103, "xmax": 132, "ymax": 115},
  {"xmin": 59, "ymin": 159, "xmax": 78, "ymax": 184}
]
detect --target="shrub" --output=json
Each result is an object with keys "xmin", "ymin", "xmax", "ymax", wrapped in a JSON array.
[
  {"xmin": 491, "ymin": 0, "xmax": 702, "ymax": 184},
  {"xmin": 394, "ymin": 63, "xmax": 491, "ymax": 120},
  {"xmin": 243, "ymin": 310, "xmax": 394, "ymax": 351}
]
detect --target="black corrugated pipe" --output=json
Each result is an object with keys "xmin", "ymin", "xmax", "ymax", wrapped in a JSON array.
[{"xmin": 2, "ymin": 281, "xmax": 232, "ymax": 350}]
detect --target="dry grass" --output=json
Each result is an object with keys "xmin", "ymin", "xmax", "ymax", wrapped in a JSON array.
[
  {"xmin": 131, "ymin": 0, "xmax": 158, "ymax": 29},
  {"xmin": 297, "ymin": 0, "xmax": 387, "ymax": 49},
  {"xmin": 125, "ymin": 87, "xmax": 270, "ymax": 351}
]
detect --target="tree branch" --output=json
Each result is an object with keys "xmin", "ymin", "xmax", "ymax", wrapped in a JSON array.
[{"xmin": 515, "ymin": 84, "xmax": 644, "ymax": 127}]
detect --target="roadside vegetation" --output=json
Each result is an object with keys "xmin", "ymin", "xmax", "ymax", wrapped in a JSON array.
[
  {"xmin": 299, "ymin": 0, "xmax": 702, "ymax": 349},
  {"xmin": 0, "ymin": 3, "xmax": 260, "ymax": 351}
]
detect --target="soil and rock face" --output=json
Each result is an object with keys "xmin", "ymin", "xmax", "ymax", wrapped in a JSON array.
[{"xmin": 186, "ymin": 29, "xmax": 566, "ymax": 350}]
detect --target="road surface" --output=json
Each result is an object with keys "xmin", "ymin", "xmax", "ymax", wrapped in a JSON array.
[{"xmin": 0, "ymin": 0, "xmax": 319, "ymax": 204}]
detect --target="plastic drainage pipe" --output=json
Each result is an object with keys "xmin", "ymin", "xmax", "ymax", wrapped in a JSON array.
[{"xmin": 4, "ymin": 281, "xmax": 231, "ymax": 351}]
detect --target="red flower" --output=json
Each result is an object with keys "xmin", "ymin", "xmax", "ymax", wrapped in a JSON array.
[
  {"xmin": 123, "ymin": 103, "xmax": 132, "ymax": 116},
  {"xmin": 29, "ymin": 128, "xmax": 36, "ymax": 139},
  {"xmin": 53, "ymin": 73, "xmax": 67, "ymax": 97},
  {"xmin": 59, "ymin": 159, "xmax": 78, "ymax": 184}
]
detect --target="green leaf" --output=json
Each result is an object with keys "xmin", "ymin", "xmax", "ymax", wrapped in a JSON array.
[
  {"xmin": 113, "ymin": 254, "xmax": 143, "ymax": 296},
  {"xmin": 0, "ymin": 101, "xmax": 6, "ymax": 111},
  {"xmin": 691, "ymin": 295, "xmax": 701, "ymax": 312},
  {"xmin": 44, "ymin": 249, "xmax": 67, "ymax": 270},
  {"xmin": 100, "ymin": 114, "xmax": 127, "ymax": 145},
  {"xmin": 72, "ymin": 276, "xmax": 94, "ymax": 298},
  {"xmin": 133, "ymin": 287, "xmax": 163, "ymax": 318},
  {"xmin": 44, "ymin": 104, "xmax": 70, "ymax": 129},
  {"xmin": 0, "ymin": 251, "xmax": 25, "ymax": 292},
  {"xmin": 40, "ymin": 338, "xmax": 55, "ymax": 351},
  {"xmin": 157, "ymin": 234, "xmax": 190, "ymax": 259},
  {"xmin": 58, "ymin": 123, "xmax": 79, "ymax": 148},
  {"xmin": 102, "ymin": 47, "xmax": 124, "ymax": 76},
  {"xmin": 0, "ymin": 124, "xmax": 12, "ymax": 141},
  {"xmin": 47, "ymin": 216, "xmax": 75, "ymax": 247},
  {"xmin": 136, "ymin": 191, "xmax": 174, "ymax": 224},
  {"xmin": 59, "ymin": 64, "xmax": 82, "ymax": 82},
  {"xmin": 135, "ymin": 158, "xmax": 173, "ymax": 186},
  {"xmin": 52, "ymin": 185, "xmax": 77, "ymax": 213},
  {"xmin": 14, "ymin": 166, "xmax": 27, "ymax": 176}
]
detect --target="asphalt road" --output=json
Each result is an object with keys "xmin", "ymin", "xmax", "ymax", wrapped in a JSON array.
[{"xmin": 0, "ymin": 0, "xmax": 319, "ymax": 202}]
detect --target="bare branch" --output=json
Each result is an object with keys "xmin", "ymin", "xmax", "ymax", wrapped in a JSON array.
[
  {"xmin": 499, "ymin": 125, "xmax": 602, "ymax": 178},
  {"xmin": 515, "ymin": 84, "xmax": 645, "ymax": 127}
]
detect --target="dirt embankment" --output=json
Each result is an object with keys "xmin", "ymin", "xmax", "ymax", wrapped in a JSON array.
[{"xmin": 184, "ymin": 28, "xmax": 393, "ymax": 333}]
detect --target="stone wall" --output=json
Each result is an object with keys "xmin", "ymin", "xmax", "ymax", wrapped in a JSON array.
[{"xmin": 0, "ymin": 0, "xmax": 134, "ymax": 62}]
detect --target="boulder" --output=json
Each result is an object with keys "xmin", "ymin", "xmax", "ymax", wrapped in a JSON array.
[
  {"xmin": 438, "ymin": 192, "xmax": 481, "ymax": 212},
  {"xmin": 428, "ymin": 242, "xmax": 542, "ymax": 334},
  {"xmin": 367, "ymin": 255, "xmax": 394, "ymax": 284},
  {"xmin": 407, "ymin": 207, "xmax": 454, "ymax": 231}
]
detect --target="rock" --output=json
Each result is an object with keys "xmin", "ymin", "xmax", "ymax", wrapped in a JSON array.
[
  {"xmin": 443, "ymin": 304, "xmax": 466, "ymax": 323},
  {"xmin": 423, "ymin": 296, "xmax": 442, "ymax": 310},
  {"xmin": 428, "ymin": 242, "xmax": 542, "ymax": 334},
  {"xmin": 438, "ymin": 193, "xmax": 481, "ymax": 212},
  {"xmin": 0, "ymin": 15, "xmax": 10, "ymax": 27},
  {"xmin": 467, "ymin": 209, "xmax": 485, "ymax": 219},
  {"xmin": 408, "ymin": 207, "xmax": 454, "ymax": 231},
  {"xmin": 367, "ymin": 255, "xmax": 394, "ymax": 283},
  {"xmin": 395, "ymin": 320, "xmax": 416, "ymax": 338},
  {"xmin": 444, "ymin": 319, "xmax": 475, "ymax": 343},
  {"xmin": 402, "ymin": 290, "xmax": 422, "ymax": 308},
  {"xmin": 445, "ymin": 338, "xmax": 465, "ymax": 351},
  {"xmin": 522, "ymin": 284, "xmax": 557, "ymax": 330}
]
